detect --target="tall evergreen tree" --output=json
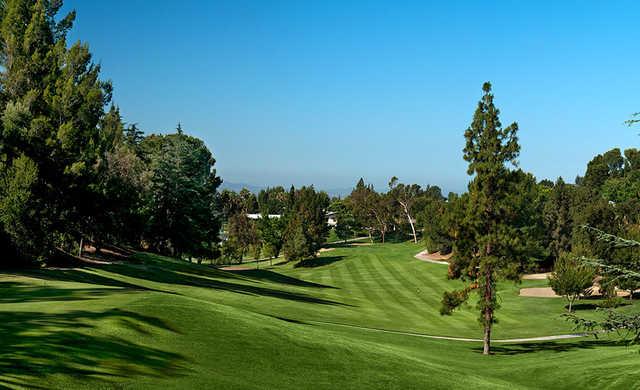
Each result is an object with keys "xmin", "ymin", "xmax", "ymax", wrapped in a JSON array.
[
  {"xmin": 141, "ymin": 132, "xmax": 222, "ymax": 258},
  {"xmin": 0, "ymin": 0, "xmax": 112, "ymax": 260},
  {"xmin": 282, "ymin": 186, "xmax": 330, "ymax": 263},
  {"xmin": 441, "ymin": 82, "xmax": 521, "ymax": 355},
  {"xmin": 543, "ymin": 177, "xmax": 573, "ymax": 259}
]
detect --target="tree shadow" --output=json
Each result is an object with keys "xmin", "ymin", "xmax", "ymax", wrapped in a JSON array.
[
  {"xmin": 100, "ymin": 262, "xmax": 350, "ymax": 307},
  {"xmin": 0, "ymin": 308, "xmax": 186, "ymax": 388},
  {"xmin": 295, "ymin": 256, "xmax": 346, "ymax": 268},
  {"xmin": 228, "ymin": 269, "xmax": 337, "ymax": 289},
  {"xmin": 570, "ymin": 303, "xmax": 601, "ymax": 311},
  {"xmin": 17, "ymin": 268, "xmax": 166, "ymax": 292},
  {"xmin": 0, "ymin": 281, "xmax": 133, "ymax": 304},
  {"xmin": 135, "ymin": 253, "xmax": 258, "ymax": 283},
  {"xmin": 475, "ymin": 339, "xmax": 626, "ymax": 356}
]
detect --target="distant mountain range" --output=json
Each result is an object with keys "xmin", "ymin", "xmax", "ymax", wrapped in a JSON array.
[{"xmin": 220, "ymin": 181, "xmax": 352, "ymax": 198}]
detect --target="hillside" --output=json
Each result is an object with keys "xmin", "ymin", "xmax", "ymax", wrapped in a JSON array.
[{"xmin": 1, "ymin": 242, "xmax": 639, "ymax": 389}]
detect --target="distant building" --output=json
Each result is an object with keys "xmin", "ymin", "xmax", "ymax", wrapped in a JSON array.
[
  {"xmin": 326, "ymin": 211, "xmax": 338, "ymax": 227},
  {"xmin": 246, "ymin": 212, "xmax": 338, "ymax": 226},
  {"xmin": 247, "ymin": 214, "xmax": 281, "ymax": 219}
]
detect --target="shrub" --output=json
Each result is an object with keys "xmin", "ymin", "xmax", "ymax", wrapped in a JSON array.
[{"xmin": 549, "ymin": 253, "xmax": 595, "ymax": 312}]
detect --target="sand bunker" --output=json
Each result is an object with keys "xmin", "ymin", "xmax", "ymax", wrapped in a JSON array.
[
  {"xmin": 519, "ymin": 287, "xmax": 560, "ymax": 298},
  {"xmin": 414, "ymin": 250, "xmax": 452, "ymax": 265},
  {"xmin": 220, "ymin": 265, "xmax": 253, "ymax": 271}
]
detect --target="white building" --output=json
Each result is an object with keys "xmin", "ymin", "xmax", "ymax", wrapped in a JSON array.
[
  {"xmin": 246, "ymin": 214, "xmax": 281, "ymax": 219},
  {"xmin": 326, "ymin": 211, "xmax": 338, "ymax": 227}
]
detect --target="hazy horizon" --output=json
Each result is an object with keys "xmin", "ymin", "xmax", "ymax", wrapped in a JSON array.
[{"xmin": 64, "ymin": 0, "xmax": 639, "ymax": 192}]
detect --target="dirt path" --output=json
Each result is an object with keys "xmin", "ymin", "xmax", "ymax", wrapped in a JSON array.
[
  {"xmin": 522, "ymin": 273, "xmax": 550, "ymax": 280},
  {"xmin": 308, "ymin": 320, "xmax": 589, "ymax": 343},
  {"xmin": 414, "ymin": 250, "xmax": 451, "ymax": 265},
  {"xmin": 219, "ymin": 265, "xmax": 255, "ymax": 271}
]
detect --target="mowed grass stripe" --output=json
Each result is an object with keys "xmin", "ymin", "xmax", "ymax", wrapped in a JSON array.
[
  {"xmin": 382, "ymin": 255, "xmax": 454, "ymax": 331},
  {"xmin": 365, "ymin": 252, "xmax": 425, "ymax": 323},
  {"xmin": 340, "ymin": 256, "xmax": 400, "ymax": 321}
]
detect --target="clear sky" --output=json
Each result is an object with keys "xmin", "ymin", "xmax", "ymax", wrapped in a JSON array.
[{"xmin": 62, "ymin": 0, "xmax": 640, "ymax": 194}]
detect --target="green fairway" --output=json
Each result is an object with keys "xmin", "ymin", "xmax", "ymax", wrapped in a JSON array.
[{"xmin": 1, "ymin": 242, "xmax": 639, "ymax": 389}]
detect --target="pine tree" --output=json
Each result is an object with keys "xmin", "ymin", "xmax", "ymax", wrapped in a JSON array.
[
  {"xmin": 544, "ymin": 177, "xmax": 573, "ymax": 259},
  {"xmin": 442, "ymin": 82, "xmax": 521, "ymax": 355},
  {"xmin": 283, "ymin": 215, "xmax": 309, "ymax": 262},
  {"xmin": 0, "ymin": 0, "xmax": 113, "ymax": 259}
]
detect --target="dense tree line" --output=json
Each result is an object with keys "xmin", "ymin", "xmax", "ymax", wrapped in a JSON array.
[
  {"xmin": 220, "ymin": 185, "xmax": 330, "ymax": 265},
  {"xmin": 0, "ymin": 0, "xmax": 222, "ymax": 264}
]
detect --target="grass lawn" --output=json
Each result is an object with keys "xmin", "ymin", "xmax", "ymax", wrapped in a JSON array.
[{"xmin": 1, "ymin": 242, "xmax": 638, "ymax": 389}]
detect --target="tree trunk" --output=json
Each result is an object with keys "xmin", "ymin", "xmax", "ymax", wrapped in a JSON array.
[
  {"xmin": 482, "ymin": 264, "xmax": 493, "ymax": 355},
  {"xmin": 78, "ymin": 237, "xmax": 84, "ymax": 258},
  {"xmin": 402, "ymin": 203, "xmax": 417, "ymax": 243},
  {"xmin": 482, "ymin": 320, "xmax": 491, "ymax": 355},
  {"xmin": 407, "ymin": 213, "xmax": 417, "ymax": 243}
]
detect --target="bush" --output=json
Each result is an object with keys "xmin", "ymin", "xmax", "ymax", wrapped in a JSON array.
[{"xmin": 549, "ymin": 253, "xmax": 595, "ymax": 312}]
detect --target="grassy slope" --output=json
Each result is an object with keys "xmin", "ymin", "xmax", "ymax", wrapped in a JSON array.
[{"xmin": 1, "ymin": 242, "xmax": 639, "ymax": 389}]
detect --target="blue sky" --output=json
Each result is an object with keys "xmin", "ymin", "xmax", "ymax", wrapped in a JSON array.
[{"xmin": 63, "ymin": 0, "xmax": 640, "ymax": 194}]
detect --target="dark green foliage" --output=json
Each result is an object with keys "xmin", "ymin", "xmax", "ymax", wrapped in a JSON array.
[
  {"xmin": 0, "ymin": 0, "xmax": 112, "ymax": 260},
  {"xmin": 569, "ymin": 228, "xmax": 640, "ymax": 347},
  {"xmin": 346, "ymin": 178, "xmax": 393, "ymax": 242},
  {"xmin": 282, "ymin": 186, "xmax": 330, "ymax": 262},
  {"xmin": 445, "ymin": 82, "xmax": 525, "ymax": 355},
  {"xmin": 543, "ymin": 177, "xmax": 574, "ymax": 260},
  {"xmin": 124, "ymin": 123, "xmax": 144, "ymax": 152},
  {"xmin": 225, "ymin": 212, "xmax": 258, "ymax": 261},
  {"xmin": 0, "ymin": 1, "xmax": 224, "ymax": 265},
  {"xmin": 140, "ymin": 132, "xmax": 222, "ymax": 258},
  {"xmin": 0, "ymin": 155, "xmax": 39, "ymax": 259},
  {"xmin": 420, "ymin": 192, "xmax": 466, "ymax": 255},
  {"xmin": 440, "ymin": 288, "xmax": 470, "ymax": 315},
  {"xmin": 239, "ymin": 188, "xmax": 259, "ymax": 214},
  {"xmin": 258, "ymin": 186, "xmax": 288, "ymax": 214},
  {"xmin": 257, "ymin": 213, "xmax": 285, "ymax": 259},
  {"xmin": 330, "ymin": 199, "xmax": 356, "ymax": 243},
  {"xmin": 283, "ymin": 215, "xmax": 310, "ymax": 262}
]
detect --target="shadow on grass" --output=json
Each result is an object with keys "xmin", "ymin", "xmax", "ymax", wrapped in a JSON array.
[
  {"xmin": 324, "ymin": 241, "xmax": 370, "ymax": 249},
  {"xmin": 570, "ymin": 303, "xmax": 601, "ymax": 311},
  {"xmin": 0, "ymin": 281, "xmax": 134, "ymax": 304},
  {"xmin": 475, "ymin": 339, "xmax": 627, "ymax": 356},
  {"xmin": 4, "ymin": 253, "xmax": 349, "ymax": 307},
  {"xmin": 17, "ymin": 268, "xmax": 168, "ymax": 292},
  {"xmin": 0, "ymin": 308, "xmax": 186, "ymax": 388},
  {"xmin": 100, "ymin": 262, "xmax": 350, "ymax": 307},
  {"xmin": 267, "ymin": 314, "xmax": 308, "ymax": 325},
  {"xmin": 134, "ymin": 253, "xmax": 267, "ymax": 283},
  {"xmin": 228, "ymin": 269, "xmax": 337, "ymax": 289},
  {"xmin": 295, "ymin": 256, "xmax": 346, "ymax": 268}
]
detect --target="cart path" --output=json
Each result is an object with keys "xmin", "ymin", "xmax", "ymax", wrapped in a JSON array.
[{"xmin": 308, "ymin": 319, "xmax": 590, "ymax": 343}]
